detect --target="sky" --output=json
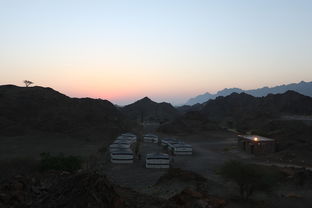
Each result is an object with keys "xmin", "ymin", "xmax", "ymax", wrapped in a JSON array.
[{"xmin": 0, "ymin": 0, "xmax": 311, "ymax": 105}]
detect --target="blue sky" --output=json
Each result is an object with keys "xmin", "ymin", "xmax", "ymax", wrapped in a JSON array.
[{"xmin": 0, "ymin": 0, "xmax": 311, "ymax": 105}]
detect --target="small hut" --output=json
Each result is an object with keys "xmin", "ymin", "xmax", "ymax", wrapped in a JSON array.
[
  {"xmin": 169, "ymin": 143, "xmax": 193, "ymax": 155},
  {"xmin": 238, "ymin": 135, "xmax": 275, "ymax": 155},
  {"xmin": 113, "ymin": 139, "xmax": 135, "ymax": 145},
  {"xmin": 161, "ymin": 138, "xmax": 179, "ymax": 147},
  {"xmin": 143, "ymin": 134, "xmax": 158, "ymax": 143},
  {"xmin": 145, "ymin": 153, "xmax": 170, "ymax": 168},
  {"xmin": 121, "ymin": 133, "xmax": 137, "ymax": 140},
  {"xmin": 109, "ymin": 143, "xmax": 131, "ymax": 152},
  {"xmin": 110, "ymin": 149, "xmax": 134, "ymax": 163}
]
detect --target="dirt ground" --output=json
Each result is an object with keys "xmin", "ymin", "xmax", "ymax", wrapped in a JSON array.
[
  {"xmin": 0, "ymin": 133, "xmax": 112, "ymax": 160},
  {"xmin": 1, "ymin": 126, "xmax": 312, "ymax": 207},
  {"xmin": 101, "ymin": 130, "xmax": 253, "ymax": 192}
]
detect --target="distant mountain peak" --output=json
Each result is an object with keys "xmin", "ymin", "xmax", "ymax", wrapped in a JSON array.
[
  {"xmin": 185, "ymin": 81, "xmax": 312, "ymax": 105},
  {"xmin": 141, "ymin": 96, "xmax": 152, "ymax": 101},
  {"xmin": 134, "ymin": 96, "xmax": 154, "ymax": 104},
  {"xmin": 122, "ymin": 96, "xmax": 178, "ymax": 123}
]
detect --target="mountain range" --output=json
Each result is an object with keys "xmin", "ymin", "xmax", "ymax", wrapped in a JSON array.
[
  {"xmin": 185, "ymin": 81, "xmax": 312, "ymax": 105},
  {"xmin": 1, "ymin": 84, "xmax": 311, "ymax": 154},
  {"xmin": 0, "ymin": 85, "xmax": 182, "ymax": 139},
  {"xmin": 160, "ymin": 90, "xmax": 312, "ymax": 140},
  {"xmin": 1, "ymin": 82, "xmax": 312, "ymax": 139}
]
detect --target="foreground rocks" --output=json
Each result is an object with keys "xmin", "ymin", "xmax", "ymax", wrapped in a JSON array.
[
  {"xmin": 170, "ymin": 188, "xmax": 226, "ymax": 208},
  {"xmin": 33, "ymin": 172, "xmax": 122, "ymax": 208},
  {"xmin": 0, "ymin": 169, "xmax": 227, "ymax": 208}
]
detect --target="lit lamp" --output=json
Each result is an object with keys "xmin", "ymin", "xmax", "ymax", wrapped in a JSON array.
[{"xmin": 253, "ymin": 137, "xmax": 259, "ymax": 142}]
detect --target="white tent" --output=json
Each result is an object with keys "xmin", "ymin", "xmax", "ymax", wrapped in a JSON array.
[
  {"xmin": 169, "ymin": 143, "xmax": 193, "ymax": 155},
  {"xmin": 113, "ymin": 139, "xmax": 134, "ymax": 145},
  {"xmin": 161, "ymin": 138, "xmax": 179, "ymax": 146},
  {"xmin": 110, "ymin": 149, "xmax": 134, "ymax": 164},
  {"xmin": 109, "ymin": 143, "xmax": 131, "ymax": 152},
  {"xmin": 143, "ymin": 134, "xmax": 158, "ymax": 143},
  {"xmin": 145, "ymin": 153, "xmax": 170, "ymax": 168},
  {"xmin": 121, "ymin": 133, "xmax": 137, "ymax": 140}
]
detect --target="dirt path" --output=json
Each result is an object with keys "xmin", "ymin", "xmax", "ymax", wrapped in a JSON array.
[{"xmin": 252, "ymin": 161, "xmax": 312, "ymax": 171}]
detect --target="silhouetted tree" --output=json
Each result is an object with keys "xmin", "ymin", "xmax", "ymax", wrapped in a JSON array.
[{"xmin": 24, "ymin": 80, "xmax": 33, "ymax": 87}]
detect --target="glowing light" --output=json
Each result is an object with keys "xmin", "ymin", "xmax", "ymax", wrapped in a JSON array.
[{"xmin": 253, "ymin": 137, "xmax": 259, "ymax": 142}]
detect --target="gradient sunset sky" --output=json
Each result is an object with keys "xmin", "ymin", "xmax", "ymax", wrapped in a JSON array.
[{"xmin": 1, "ymin": 0, "xmax": 311, "ymax": 105}]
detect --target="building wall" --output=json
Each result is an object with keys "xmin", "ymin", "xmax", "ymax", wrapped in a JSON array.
[{"xmin": 238, "ymin": 138, "xmax": 275, "ymax": 155}]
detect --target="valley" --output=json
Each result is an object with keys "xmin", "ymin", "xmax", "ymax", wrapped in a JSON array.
[{"xmin": 1, "ymin": 85, "xmax": 312, "ymax": 208}]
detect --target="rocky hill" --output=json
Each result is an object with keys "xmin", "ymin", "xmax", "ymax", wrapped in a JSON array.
[
  {"xmin": 122, "ymin": 97, "xmax": 178, "ymax": 124},
  {"xmin": 0, "ymin": 85, "xmax": 133, "ymax": 137},
  {"xmin": 176, "ymin": 103, "xmax": 204, "ymax": 114},
  {"xmin": 201, "ymin": 90, "xmax": 312, "ymax": 122},
  {"xmin": 0, "ymin": 170, "xmax": 226, "ymax": 208},
  {"xmin": 159, "ymin": 91, "xmax": 312, "ymax": 146}
]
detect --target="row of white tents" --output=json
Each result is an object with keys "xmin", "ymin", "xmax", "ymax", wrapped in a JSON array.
[{"xmin": 109, "ymin": 133, "xmax": 137, "ymax": 164}]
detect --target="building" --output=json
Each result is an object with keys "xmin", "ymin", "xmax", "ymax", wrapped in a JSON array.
[
  {"xmin": 143, "ymin": 134, "xmax": 158, "ymax": 143},
  {"xmin": 121, "ymin": 133, "xmax": 137, "ymax": 140},
  {"xmin": 167, "ymin": 141, "xmax": 182, "ymax": 151},
  {"xmin": 161, "ymin": 138, "xmax": 179, "ymax": 146},
  {"xmin": 145, "ymin": 153, "xmax": 170, "ymax": 168},
  {"xmin": 110, "ymin": 149, "xmax": 134, "ymax": 163},
  {"xmin": 169, "ymin": 143, "xmax": 193, "ymax": 155},
  {"xmin": 113, "ymin": 139, "xmax": 135, "ymax": 145},
  {"xmin": 238, "ymin": 135, "xmax": 276, "ymax": 155},
  {"xmin": 109, "ymin": 143, "xmax": 131, "ymax": 152}
]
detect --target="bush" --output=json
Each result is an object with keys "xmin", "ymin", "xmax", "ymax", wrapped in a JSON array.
[
  {"xmin": 219, "ymin": 160, "xmax": 282, "ymax": 199},
  {"xmin": 39, "ymin": 152, "xmax": 83, "ymax": 172}
]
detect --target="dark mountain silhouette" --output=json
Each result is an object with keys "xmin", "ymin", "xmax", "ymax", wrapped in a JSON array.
[
  {"xmin": 122, "ymin": 97, "xmax": 178, "ymax": 123},
  {"xmin": 176, "ymin": 103, "xmax": 204, "ymax": 114},
  {"xmin": 201, "ymin": 90, "xmax": 312, "ymax": 121},
  {"xmin": 186, "ymin": 81, "xmax": 312, "ymax": 105},
  {"xmin": 0, "ymin": 85, "xmax": 133, "ymax": 137},
  {"xmin": 158, "ymin": 110, "xmax": 220, "ymax": 134}
]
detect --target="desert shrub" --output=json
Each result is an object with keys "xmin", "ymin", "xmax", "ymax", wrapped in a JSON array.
[
  {"xmin": 219, "ymin": 160, "xmax": 282, "ymax": 200},
  {"xmin": 223, "ymin": 147, "xmax": 230, "ymax": 152},
  {"xmin": 39, "ymin": 152, "xmax": 82, "ymax": 172}
]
